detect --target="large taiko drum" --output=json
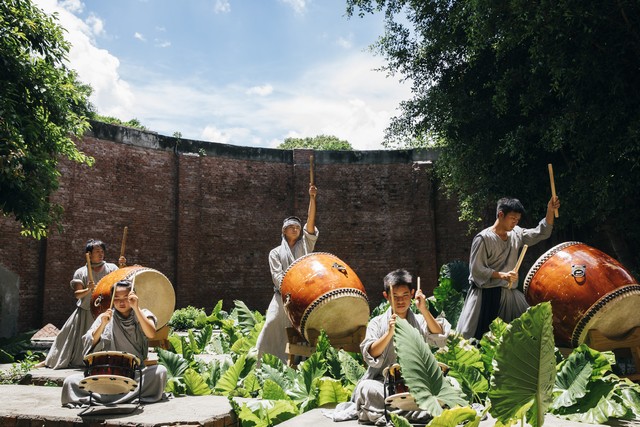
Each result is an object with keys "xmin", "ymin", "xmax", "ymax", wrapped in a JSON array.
[
  {"xmin": 91, "ymin": 266, "xmax": 176, "ymax": 330},
  {"xmin": 523, "ymin": 241, "xmax": 640, "ymax": 347},
  {"xmin": 280, "ymin": 252, "xmax": 369, "ymax": 342},
  {"xmin": 80, "ymin": 351, "xmax": 140, "ymax": 394}
]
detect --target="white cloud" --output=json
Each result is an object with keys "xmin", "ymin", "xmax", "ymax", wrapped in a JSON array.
[
  {"xmin": 336, "ymin": 36, "xmax": 352, "ymax": 49},
  {"xmin": 246, "ymin": 84, "xmax": 274, "ymax": 96},
  {"xmin": 134, "ymin": 32, "xmax": 146, "ymax": 42},
  {"xmin": 214, "ymin": 0, "xmax": 231, "ymax": 14},
  {"xmin": 155, "ymin": 39, "xmax": 171, "ymax": 48},
  {"xmin": 279, "ymin": 0, "xmax": 307, "ymax": 15}
]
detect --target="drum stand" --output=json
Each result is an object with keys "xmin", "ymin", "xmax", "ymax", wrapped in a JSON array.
[
  {"xmin": 284, "ymin": 326, "xmax": 366, "ymax": 367},
  {"xmin": 78, "ymin": 365, "xmax": 143, "ymax": 417},
  {"xmin": 586, "ymin": 327, "xmax": 640, "ymax": 382}
]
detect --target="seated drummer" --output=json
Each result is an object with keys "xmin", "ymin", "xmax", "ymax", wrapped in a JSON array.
[
  {"xmin": 61, "ymin": 280, "xmax": 167, "ymax": 406},
  {"xmin": 334, "ymin": 269, "xmax": 450, "ymax": 425}
]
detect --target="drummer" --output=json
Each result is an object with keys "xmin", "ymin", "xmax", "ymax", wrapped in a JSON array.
[
  {"xmin": 456, "ymin": 196, "xmax": 560, "ymax": 340},
  {"xmin": 38, "ymin": 239, "xmax": 124, "ymax": 369},
  {"xmin": 256, "ymin": 183, "xmax": 318, "ymax": 363},
  {"xmin": 335, "ymin": 269, "xmax": 450, "ymax": 425},
  {"xmin": 61, "ymin": 279, "xmax": 167, "ymax": 406}
]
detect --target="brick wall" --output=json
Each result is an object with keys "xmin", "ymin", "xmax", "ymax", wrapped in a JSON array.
[{"xmin": 0, "ymin": 122, "xmax": 475, "ymax": 333}]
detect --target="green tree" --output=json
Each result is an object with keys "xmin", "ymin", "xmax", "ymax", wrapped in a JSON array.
[
  {"xmin": 1, "ymin": 0, "xmax": 94, "ymax": 239},
  {"xmin": 277, "ymin": 135, "xmax": 353, "ymax": 150},
  {"xmin": 347, "ymin": 0, "xmax": 640, "ymax": 269}
]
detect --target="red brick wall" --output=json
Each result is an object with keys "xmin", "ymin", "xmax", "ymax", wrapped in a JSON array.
[{"xmin": 0, "ymin": 122, "xmax": 474, "ymax": 333}]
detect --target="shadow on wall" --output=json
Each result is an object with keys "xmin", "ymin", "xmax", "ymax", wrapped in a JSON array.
[{"xmin": 0, "ymin": 264, "xmax": 19, "ymax": 338}]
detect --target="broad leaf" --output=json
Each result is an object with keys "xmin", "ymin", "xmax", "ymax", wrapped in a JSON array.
[
  {"xmin": 552, "ymin": 379, "xmax": 627, "ymax": 424},
  {"xmin": 338, "ymin": 350, "xmax": 366, "ymax": 386},
  {"xmin": 479, "ymin": 318, "xmax": 508, "ymax": 374},
  {"xmin": 488, "ymin": 302, "xmax": 555, "ymax": 427},
  {"xmin": 394, "ymin": 318, "xmax": 468, "ymax": 415},
  {"xmin": 389, "ymin": 413, "xmax": 412, "ymax": 427},
  {"xmin": 183, "ymin": 367, "xmax": 212, "ymax": 395},
  {"xmin": 317, "ymin": 377, "xmax": 350, "ymax": 406},
  {"xmin": 551, "ymin": 351, "xmax": 592, "ymax": 409},
  {"xmin": 243, "ymin": 372, "xmax": 261, "ymax": 395},
  {"xmin": 233, "ymin": 300, "xmax": 258, "ymax": 334},
  {"xmin": 236, "ymin": 400, "xmax": 299, "ymax": 427},
  {"xmin": 556, "ymin": 344, "xmax": 613, "ymax": 381},
  {"xmin": 262, "ymin": 378, "xmax": 289, "ymax": 400},
  {"xmin": 215, "ymin": 354, "xmax": 247, "ymax": 394},
  {"xmin": 427, "ymin": 406, "xmax": 481, "ymax": 427},
  {"xmin": 436, "ymin": 334, "xmax": 484, "ymax": 371},
  {"xmin": 157, "ymin": 347, "xmax": 189, "ymax": 379},
  {"xmin": 448, "ymin": 364, "xmax": 489, "ymax": 403}
]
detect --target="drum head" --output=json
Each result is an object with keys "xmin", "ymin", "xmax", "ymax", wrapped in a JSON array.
[
  {"xmin": 79, "ymin": 375, "xmax": 138, "ymax": 395},
  {"xmin": 302, "ymin": 290, "xmax": 369, "ymax": 342},
  {"xmin": 385, "ymin": 392, "xmax": 420, "ymax": 411},
  {"xmin": 131, "ymin": 269, "xmax": 175, "ymax": 329}
]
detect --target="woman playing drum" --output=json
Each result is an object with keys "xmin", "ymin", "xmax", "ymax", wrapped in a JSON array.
[
  {"xmin": 256, "ymin": 183, "xmax": 318, "ymax": 363},
  {"xmin": 40, "ymin": 239, "xmax": 123, "ymax": 369},
  {"xmin": 61, "ymin": 280, "xmax": 167, "ymax": 406}
]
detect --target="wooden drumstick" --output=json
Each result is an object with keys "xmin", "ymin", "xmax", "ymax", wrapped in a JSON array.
[
  {"xmin": 85, "ymin": 252, "xmax": 95, "ymax": 287},
  {"xmin": 388, "ymin": 284, "xmax": 395, "ymax": 315},
  {"xmin": 509, "ymin": 244, "xmax": 529, "ymax": 288},
  {"xmin": 310, "ymin": 155, "xmax": 315, "ymax": 186},
  {"xmin": 119, "ymin": 226, "xmax": 128, "ymax": 268},
  {"xmin": 416, "ymin": 276, "xmax": 421, "ymax": 294},
  {"xmin": 548, "ymin": 163, "xmax": 559, "ymax": 218}
]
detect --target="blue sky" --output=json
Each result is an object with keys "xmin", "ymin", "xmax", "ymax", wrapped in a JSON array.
[{"xmin": 34, "ymin": 0, "xmax": 412, "ymax": 150}]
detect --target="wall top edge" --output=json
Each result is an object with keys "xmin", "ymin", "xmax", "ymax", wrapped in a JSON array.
[{"xmin": 87, "ymin": 120, "xmax": 440, "ymax": 164}]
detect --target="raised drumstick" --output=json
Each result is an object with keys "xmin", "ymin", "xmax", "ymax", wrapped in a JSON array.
[
  {"xmin": 85, "ymin": 252, "xmax": 94, "ymax": 286},
  {"xmin": 548, "ymin": 164, "xmax": 559, "ymax": 218},
  {"xmin": 119, "ymin": 226, "xmax": 128, "ymax": 268},
  {"xmin": 388, "ymin": 284, "xmax": 395, "ymax": 315},
  {"xmin": 310, "ymin": 155, "xmax": 315, "ymax": 186},
  {"xmin": 417, "ymin": 276, "xmax": 421, "ymax": 294}
]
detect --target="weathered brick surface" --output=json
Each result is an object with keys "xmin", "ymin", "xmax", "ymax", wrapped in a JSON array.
[{"xmin": 0, "ymin": 122, "xmax": 474, "ymax": 332}]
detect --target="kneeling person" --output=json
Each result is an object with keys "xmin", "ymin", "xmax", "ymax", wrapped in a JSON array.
[
  {"xmin": 352, "ymin": 269, "xmax": 450, "ymax": 424},
  {"xmin": 61, "ymin": 280, "xmax": 167, "ymax": 406}
]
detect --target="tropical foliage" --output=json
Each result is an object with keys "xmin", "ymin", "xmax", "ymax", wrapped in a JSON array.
[{"xmin": 277, "ymin": 135, "xmax": 353, "ymax": 150}]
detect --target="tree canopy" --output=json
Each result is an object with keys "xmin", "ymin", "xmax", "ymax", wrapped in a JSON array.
[
  {"xmin": 347, "ymin": 0, "xmax": 640, "ymax": 270},
  {"xmin": 277, "ymin": 135, "xmax": 353, "ymax": 150},
  {"xmin": 1, "ymin": 0, "xmax": 93, "ymax": 239}
]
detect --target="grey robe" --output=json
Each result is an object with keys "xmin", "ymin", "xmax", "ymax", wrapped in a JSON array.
[
  {"xmin": 61, "ymin": 308, "xmax": 167, "ymax": 406},
  {"xmin": 45, "ymin": 263, "xmax": 118, "ymax": 369},
  {"xmin": 256, "ymin": 225, "xmax": 318, "ymax": 363},
  {"xmin": 344, "ymin": 308, "xmax": 450, "ymax": 424},
  {"xmin": 456, "ymin": 218, "xmax": 553, "ymax": 339}
]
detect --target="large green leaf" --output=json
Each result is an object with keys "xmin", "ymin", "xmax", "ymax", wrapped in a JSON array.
[
  {"xmin": 215, "ymin": 354, "xmax": 247, "ymax": 394},
  {"xmin": 448, "ymin": 364, "xmax": 489, "ymax": 403},
  {"xmin": 235, "ymin": 399, "xmax": 299, "ymax": 427},
  {"xmin": 488, "ymin": 302, "xmax": 556, "ymax": 427},
  {"xmin": 389, "ymin": 413, "xmax": 413, "ymax": 427},
  {"xmin": 394, "ymin": 318, "xmax": 468, "ymax": 415},
  {"xmin": 262, "ymin": 379, "xmax": 289, "ymax": 400},
  {"xmin": 436, "ymin": 334, "xmax": 484, "ymax": 370},
  {"xmin": 551, "ymin": 351, "xmax": 592, "ymax": 409},
  {"xmin": 479, "ymin": 318, "xmax": 508, "ymax": 374},
  {"xmin": 427, "ymin": 406, "xmax": 481, "ymax": 427},
  {"xmin": 233, "ymin": 300, "xmax": 259, "ymax": 334},
  {"xmin": 338, "ymin": 350, "xmax": 366, "ymax": 386},
  {"xmin": 317, "ymin": 377, "xmax": 350, "ymax": 406},
  {"xmin": 157, "ymin": 347, "xmax": 189, "ymax": 379},
  {"xmin": 183, "ymin": 367, "xmax": 212, "ymax": 395},
  {"xmin": 551, "ymin": 379, "xmax": 627, "ymax": 423},
  {"xmin": 556, "ymin": 344, "xmax": 613, "ymax": 381}
]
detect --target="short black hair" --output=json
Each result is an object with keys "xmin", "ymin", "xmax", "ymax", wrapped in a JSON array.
[
  {"xmin": 383, "ymin": 269, "xmax": 413, "ymax": 292},
  {"xmin": 86, "ymin": 239, "xmax": 106, "ymax": 253},
  {"xmin": 496, "ymin": 198, "xmax": 525, "ymax": 218},
  {"xmin": 110, "ymin": 279, "xmax": 132, "ymax": 298}
]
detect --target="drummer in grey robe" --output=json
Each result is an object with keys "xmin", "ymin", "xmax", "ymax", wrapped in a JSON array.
[
  {"xmin": 456, "ymin": 196, "xmax": 560, "ymax": 340},
  {"xmin": 43, "ymin": 239, "xmax": 121, "ymax": 369},
  {"xmin": 345, "ymin": 269, "xmax": 450, "ymax": 425},
  {"xmin": 256, "ymin": 183, "xmax": 318, "ymax": 363},
  {"xmin": 61, "ymin": 279, "xmax": 167, "ymax": 406}
]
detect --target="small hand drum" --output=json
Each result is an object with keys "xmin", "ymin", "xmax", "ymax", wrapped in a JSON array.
[
  {"xmin": 383, "ymin": 363, "xmax": 419, "ymax": 411},
  {"xmin": 80, "ymin": 351, "xmax": 140, "ymax": 395}
]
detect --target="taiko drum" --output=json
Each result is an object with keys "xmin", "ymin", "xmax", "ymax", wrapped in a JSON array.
[
  {"xmin": 91, "ymin": 266, "xmax": 176, "ymax": 330},
  {"xmin": 523, "ymin": 241, "xmax": 640, "ymax": 347},
  {"xmin": 80, "ymin": 351, "xmax": 140, "ymax": 395},
  {"xmin": 280, "ymin": 252, "xmax": 369, "ymax": 342}
]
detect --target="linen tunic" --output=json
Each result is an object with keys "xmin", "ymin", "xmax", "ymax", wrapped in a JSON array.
[
  {"xmin": 256, "ymin": 225, "xmax": 318, "ymax": 362},
  {"xmin": 44, "ymin": 262, "xmax": 118, "ymax": 369},
  {"xmin": 456, "ymin": 218, "xmax": 553, "ymax": 339}
]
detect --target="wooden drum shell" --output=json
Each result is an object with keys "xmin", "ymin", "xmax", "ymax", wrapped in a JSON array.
[
  {"xmin": 280, "ymin": 252, "xmax": 369, "ymax": 342},
  {"xmin": 523, "ymin": 241, "xmax": 640, "ymax": 347}
]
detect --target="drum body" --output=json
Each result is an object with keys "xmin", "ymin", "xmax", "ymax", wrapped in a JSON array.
[
  {"xmin": 280, "ymin": 252, "xmax": 369, "ymax": 342},
  {"xmin": 91, "ymin": 266, "xmax": 176, "ymax": 330},
  {"xmin": 80, "ymin": 351, "xmax": 140, "ymax": 394},
  {"xmin": 524, "ymin": 241, "xmax": 640, "ymax": 347}
]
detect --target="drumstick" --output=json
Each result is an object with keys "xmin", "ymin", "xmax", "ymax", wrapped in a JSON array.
[
  {"xmin": 85, "ymin": 252, "xmax": 95, "ymax": 287},
  {"xmin": 548, "ymin": 163, "xmax": 559, "ymax": 218},
  {"xmin": 119, "ymin": 226, "xmax": 128, "ymax": 268},
  {"xmin": 310, "ymin": 155, "xmax": 315, "ymax": 186},
  {"xmin": 388, "ymin": 284, "xmax": 395, "ymax": 315},
  {"xmin": 509, "ymin": 244, "xmax": 529, "ymax": 288},
  {"xmin": 417, "ymin": 276, "xmax": 421, "ymax": 294},
  {"xmin": 109, "ymin": 283, "xmax": 117, "ymax": 309}
]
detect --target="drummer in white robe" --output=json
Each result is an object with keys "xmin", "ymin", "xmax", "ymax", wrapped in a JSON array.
[
  {"xmin": 256, "ymin": 184, "xmax": 318, "ymax": 363},
  {"xmin": 335, "ymin": 269, "xmax": 450, "ymax": 425},
  {"xmin": 42, "ymin": 239, "xmax": 122, "ymax": 369},
  {"xmin": 61, "ymin": 280, "xmax": 167, "ymax": 406},
  {"xmin": 456, "ymin": 196, "xmax": 560, "ymax": 340}
]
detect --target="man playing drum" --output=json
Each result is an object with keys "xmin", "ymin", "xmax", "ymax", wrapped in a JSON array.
[
  {"xmin": 40, "ymin": 239, "xmax": 124, "ymax": 369},
  {"xmin": 256, "ymin": 183, "xmax": 318, "ymax": 363},
  {"xmin": 456, "ymin": 196, "xmax": 560, "ymax": 340},
  {"xmin": 61, "ymin": 280, "xmax": 167, "ymax": 406},
  {"xmin": 334, "ymin": 269, "xmax": 450, "ymax": 425}
]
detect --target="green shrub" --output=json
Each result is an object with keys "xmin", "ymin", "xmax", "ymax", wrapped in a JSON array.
[{"xmin": 168, "ymin": 306, "xmax": 207, "ymax": 330}]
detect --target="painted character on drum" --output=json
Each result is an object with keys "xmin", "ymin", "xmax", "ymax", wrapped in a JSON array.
[
  {"xmin": 256, "ymin": 183, "xmax": 318, "ymax": 363},
  {"xmin": 61, "ymin": 280, "xmax": 167, "ymax": 406},
  {"xmin": 334, "ymin": 269, "xmax": 450, "ymax": 425},
  {"xmin": 456, "ymin": 196, "xmax": 560, "ymax": 340},
  {"xmin": 41, "ymin": 239, "xmax": 123, "ymax": 369}
]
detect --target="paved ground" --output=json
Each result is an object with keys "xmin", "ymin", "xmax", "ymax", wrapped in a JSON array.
[{"xmin": 2, "ymin": 364, "xmax": 638, "ymax": 426}]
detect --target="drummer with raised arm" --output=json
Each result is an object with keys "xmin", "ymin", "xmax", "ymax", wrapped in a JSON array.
[{"xmin": 256, "ymin": 164, "xmax": 318, "ymax": 364}]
